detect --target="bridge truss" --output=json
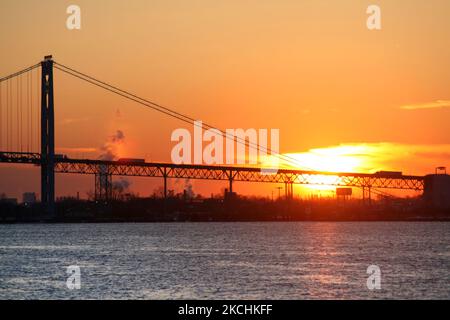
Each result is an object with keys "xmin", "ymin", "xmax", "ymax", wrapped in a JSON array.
[{"xmin": 0, "ymin": 152, "xmax": 425, "ymax": 192}]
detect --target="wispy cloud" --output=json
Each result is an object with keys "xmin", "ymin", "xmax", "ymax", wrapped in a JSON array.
[
  {"xmin": 58, "ymin": 117, "xmax": 91, "ymax": 125},
  {"xmin": 56, "ymin": 147, "xmax": 97, "ymax": 153},
  {"xmin": 400, "ymin": 100, "xmax": 450, "ymax": 110},
  {"xmin": 278, "ymin": 142, "xmax": 450, "ymax": 175}
]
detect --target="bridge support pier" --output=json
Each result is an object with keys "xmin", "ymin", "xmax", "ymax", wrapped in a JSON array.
[
  {"xmin": 40, "ymin": 56, "xmax": 55, "ymax": 217},
  {"xmin": 362, "ymin": 186, "xmax": 372, "ymax": 205},
  {"xmin": 163, "ymin": 168, "xmax": 167, "ymax": 199},
  {"xmin": 228, "ymin": 170, "xmax": 234, "ymax": 193},
  {"xmin": 284, "ymin": 182, "xmax": 294, "ymax": 200},
  {"xmin": 162, "ymin": 168, "xmax": 168, "ymax": 214},
  {"xmin": 95, "ymin": 165, "xmax": 112, "ymax": 202}
]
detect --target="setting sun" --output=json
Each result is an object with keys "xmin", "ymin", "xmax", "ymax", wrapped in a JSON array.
[{"xmin": 284, "ymin": 145, "xmax": 370, "ymax": 173}]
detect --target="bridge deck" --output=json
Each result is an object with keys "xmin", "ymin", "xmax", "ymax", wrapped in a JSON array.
[{"xmin": 0, "ymin": 152, "xmax": 425, "ymax": 191}]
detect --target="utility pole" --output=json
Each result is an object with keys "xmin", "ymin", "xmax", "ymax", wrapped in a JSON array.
[{"xmin": 276, "ymin": 186, "xmax": 283, "ymax": 200}]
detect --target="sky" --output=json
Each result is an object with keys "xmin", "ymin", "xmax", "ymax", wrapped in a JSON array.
[{"xmin": 0, "ymin": 0, "xmax": 449, "ymax": 199}]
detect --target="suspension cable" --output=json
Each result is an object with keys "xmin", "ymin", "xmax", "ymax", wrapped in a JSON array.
[
  {"xmin": 0, "ymin": 63, "xmax": 40, "ymax": 83},
  {"xmin": 54, "ymin": 62, "xmax": 298, "ymax": 167},
  {"xmin": 54, "ymin": 62, "xmax": 313, "ymax": 170},
  {"xmin": 55, "ymin": 64, "xmax": 295, "ymax": 168}
]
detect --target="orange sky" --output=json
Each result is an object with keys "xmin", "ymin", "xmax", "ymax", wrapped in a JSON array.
[{"xmin": 0, "ymin": 0, "xmax": 449, "ymax": 199}]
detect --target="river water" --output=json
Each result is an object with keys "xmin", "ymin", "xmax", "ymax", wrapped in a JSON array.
[{"xmin": 0, "ymin": 222, "xmax": 448, "ymax": 299}]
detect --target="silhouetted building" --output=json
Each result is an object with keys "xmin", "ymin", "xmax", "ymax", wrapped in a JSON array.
[
  {"xmin": 23, "ymin": 192, "xmax": 37, "ymax": 205},
  {"xmin": 224, "ymin": 188, "xmax": 237, "ymax": 201},
  {"xmin": 424, "ymin": 174, "xmax": 450, "ymax": 209},
  {"xmin": 336, "ymin": 187, "xmax": 352, "ymax": 201},
  {"xmin": 1, "ymin": 198, "xmax": 18, "ymax": 205}
]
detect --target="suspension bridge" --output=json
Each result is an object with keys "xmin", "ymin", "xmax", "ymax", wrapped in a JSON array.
[{"xmin": 0, "ymin": 56, "xmax": 426, "ymax": 217}]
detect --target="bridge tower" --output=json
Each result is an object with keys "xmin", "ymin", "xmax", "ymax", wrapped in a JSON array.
[
  {"xmin": 95, "ymin": 165, "xmax": 112, "ymax": 201},
  {"xmin": 40, "ymin": 56, "xmax": 55, "ymax": 217}
]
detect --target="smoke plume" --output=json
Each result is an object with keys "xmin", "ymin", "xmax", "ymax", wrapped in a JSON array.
[
  {"xmin": 184, "ymin": 179, "xmax": 194, "ymax": 199},
  {"xmin": 99, "ymin": 130, "xmax": 125, "ymax": 161},
  {"xmin": 112, "ymin": 178, "xmax": 131, "ymax": 194}
]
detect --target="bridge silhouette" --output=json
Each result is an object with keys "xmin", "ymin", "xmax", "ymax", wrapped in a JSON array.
[{"xmin": 0, "ymin": 56, "xmax": 425, "ymax": 217}]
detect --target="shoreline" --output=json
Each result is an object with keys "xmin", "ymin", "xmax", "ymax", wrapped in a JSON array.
[
  {"xmin": 2, "ymin": 216, "xmax": 450, "ymax": 224},
  {"xmin": 2, "ymin": 197, "xmax": 450, "ymax": 224}
]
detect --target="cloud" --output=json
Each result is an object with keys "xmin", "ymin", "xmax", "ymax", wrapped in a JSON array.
[
  {"xmin": 58, "ymin": 117, "xmax": 91, "ymax": 125},
  {"xmin": 99, "ymin": 130, "xmax": 125, "ymax": 161},
  {"xmin": 112, "ymin": 178, "xmax": 131, "ymax": 193},
  {"xmin": 111, "ymin": 130, "xmax": 125, "ymax": 143},
  {"xmin": 56, "ymin": 147, "xmax": 97, "ymax": 153},
  {"xmin": 400, "ymin": 100, "xmax": 450, "ymax": 110},
  {"xmin": 278, "ymin": 142, "xmax": 450, "ymax": 175}
]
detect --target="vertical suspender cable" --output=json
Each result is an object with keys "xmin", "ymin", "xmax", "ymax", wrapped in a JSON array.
[
  {"xmin": 0, "ymin": 63, "xmax": 39, "ymax": 152},
  {"xmin": 16, "ymin": 77, "xmax": 19, "ymax": 151},
  {"xmin": 31, "ymin": 69, "xmax": 33, "ymax": 152},
  {"xmin": 36, "ymin": 67, "xmax": 40, "ymax": 152},
  {"xmin": 20, "ymin": 74, "xmax": 23, "ymax": 152},
  {"xmin": 0, "ymin": 80, "xmax": 2, "ymax": 151},
  {"xmin": 10, "ymin": 79, "xmax": 12, "ymax": 151},
  {"xmin": 6, "ymin": 80, "xmax": 8, "ymax": 151},
  {"xmin": 5, "ymin": 80, "xmax": 8, "ymax": 151},
  {"xmin": 26, "ymin": 71, "xmax": 28, "ymax": 152},
  {"xmin": 30, "ymin": 70, "xmax": 32, "ymax": 152},
  {"xmin": 18, "ymin": 75, "xmax": 21, "ymax": 151},
  {"xmin": 6, "ymin": 80, "xmax": 9, "ymax": 151},
  {"xmin": 9, "ymin": 79, "xmax": 12, "ymax": 151}
]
